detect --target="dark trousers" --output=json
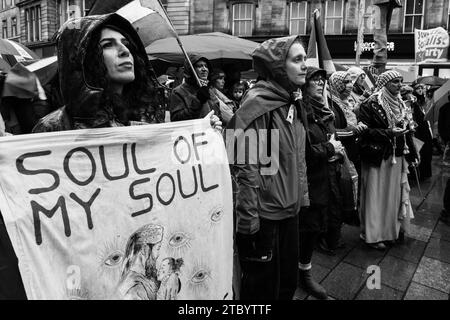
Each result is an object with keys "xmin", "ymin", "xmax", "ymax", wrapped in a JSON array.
[
  {"xmin": 444, "ymin": 178, "xmax": 450, "ymax": 213},
  {"xmin": 323, "ymin": 166, "xmax": 343, "ymax": 250},
  {"xmin": 238, "ymin": 216, "xmax": 299, "ymax": 300},
  {"xmin": 299, "ymin": 231, "xmax": 318, "ymax": 264},
  {"xmin": 0, "ymin": 214, "xmax": 27, "ymax": 300}
]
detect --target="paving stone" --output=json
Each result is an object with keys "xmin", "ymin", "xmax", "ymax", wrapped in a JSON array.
[
  {"xmin": 404, "ymin": 282, "xmax": 449, "ymax": 300},
  {"xmin": 413, "ymin": 257, "xmax": 450, "ymax": 293},
  {"xmin": 379, "ymin": 256, "xmax": 417, "ymax": 291},
  {"xmin": 344, "ymin": 246, "xmax": 385, "ymax": 269},
  {"xmin": 407, "ymin": 224, "xmax": 433, "ymax": 242},
  {"xmin": 355, "ymin": 284, "xmax": 403, "ymax": 300},
  {"xmin": 321, "ymin": 262, "xmax": 368, "ymax": 300},
  {"xmin": 312, "ymin": 246, "xmax": 351, "ymax": 269},
  {"xmin": 431, "ymin": 221, "xmax": 450, "ymax": 242},
  {"xmin": 424, "ymin": 237, "xmax": 450, "ymax": 264},
  {"xmin": 410, "ymin": 212, "xmax": 439, "ymax": 229},
  {"xmin": 387, "ymin": 238, "xmax": 427, "ymax": 264},
  {"xmin": 312, "ymin": 263, "xmax": 331, "ymax": 283},
  {"xmin": 307, "ymin": 294, "xmax": 335, "ymax": 300},
  {"xmin": 413, "ymin": 204, "xmax": 442, "ymax": 218}
]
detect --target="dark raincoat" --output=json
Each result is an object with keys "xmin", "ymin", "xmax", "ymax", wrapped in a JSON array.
[
  {"xmin": 32, "ymin": 13, "xmax": 156, "ymax": 132},
  {"xmin": 169, "ymin": 55, "xmax": 220, "ymax": 121}
]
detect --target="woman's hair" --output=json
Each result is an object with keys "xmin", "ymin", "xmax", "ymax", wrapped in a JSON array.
[{"xmin": 83, "ymin": 27, "xmax": 160, "ymax": 124}]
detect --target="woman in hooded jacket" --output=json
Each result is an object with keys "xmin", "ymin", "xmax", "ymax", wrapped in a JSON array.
[
  {"xmin": 347, "ymin": 66, "xmax": 372, "ymax": 116},
  {"xmin": 33, "ymin": 14, "xmax": 164, "ymax": 132},
  {"xmin": 228, "ymin": 36, "xmax": 309, "ymax": 300}
]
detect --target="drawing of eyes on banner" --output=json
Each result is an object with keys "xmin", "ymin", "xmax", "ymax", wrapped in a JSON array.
[{"xmin": 0, "ymin": 119, "xmax": 233, "ymax": 300}]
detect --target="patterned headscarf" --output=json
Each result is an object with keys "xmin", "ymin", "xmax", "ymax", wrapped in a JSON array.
[
  {"xmin": 376, "ymin": 70, "xmax": 402, "ymax": 90},
  {"xmin": 329, "ymin": 71, "xmax": 349, "ymax": 94},
  {"xmin": 376, "ymin": 70, "xmax": 406, "ymax": 128},
  {"xmin": 329, "ymin": 71, "xmax": 358, "ymax": 126}
]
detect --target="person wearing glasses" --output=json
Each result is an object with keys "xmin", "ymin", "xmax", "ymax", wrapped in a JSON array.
[
  {"xmin": 297, "ymin": 66, "xmax": 345, "ymax": 299},
  {"xmin": 358, "ymin": 70, "xmax": 418, "ymax": 250}
]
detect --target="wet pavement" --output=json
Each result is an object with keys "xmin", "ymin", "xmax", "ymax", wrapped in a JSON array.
[{"xmin": 294, "ymin": 156, "xmax": 450, "ymax": 300}]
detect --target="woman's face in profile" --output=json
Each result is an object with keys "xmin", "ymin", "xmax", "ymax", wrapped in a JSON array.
[{"xmin": 100, "ymin": 27, "xmax": 135, "ymax": 86}]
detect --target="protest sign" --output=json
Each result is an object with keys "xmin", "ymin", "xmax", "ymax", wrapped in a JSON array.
[
  {"xmin": 0, "ymin": 119, "xmax": 233, "ymax": 300},
  {"xmin": 415, "ymin": 27, "xmax": 449, "ymax": 63}
]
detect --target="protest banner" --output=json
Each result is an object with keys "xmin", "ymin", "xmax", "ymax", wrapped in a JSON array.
[
  {"xmin": 414, "ymin": 27, "xmax": 449, "ymax": 63},
  {"xmin": 0, "ymin": 119, "xmax": 233, "ymax": 300}
]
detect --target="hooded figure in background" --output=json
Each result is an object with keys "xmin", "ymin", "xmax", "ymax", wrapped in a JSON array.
[
  {"xmin": 169, "ymin": 55, "xmax": 221, "ymax": 121},
  {"xmin": 227, "ymin": 35, "xmax": 309, "ymax": 300},
  {"xmin": 347, "ymin": 66, "xmax": 371, "ymax": 115},
  {"xmin": 409, "ymin": 82, "xmax": 433, "ymax": 181},
  {"xmin": 32, "ymin": 13, "xmax": 161, "ymax": 133}
]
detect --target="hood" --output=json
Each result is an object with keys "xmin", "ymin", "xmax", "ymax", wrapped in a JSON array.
[
  {"xmin": 347, "ymin": 66, "xmax": 365, "ymax": 85},
  {"xmin": 183, "ymin": 54, "xmax": 212, "ymax": 87},
  {"xmin": 55, "ymin": 13, "xmax": 151, "ymax": 119},
  {"xmin": 252, "ymin": 35, "xmax": 302, "ymax": 92}
]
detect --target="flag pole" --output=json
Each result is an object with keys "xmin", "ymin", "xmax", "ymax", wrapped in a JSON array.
[
  {"xmin": 355, "ymin": 0, "xmax": 365, "ymax": 67},
  {"xmin": 154, "ymin": 0, "xmax": 202, "ymax": 87}
]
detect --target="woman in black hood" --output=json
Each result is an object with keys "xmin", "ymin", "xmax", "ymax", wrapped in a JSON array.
[{"xmin": 33, "ymin": 13, "xmax": 162, "ymax": 132}]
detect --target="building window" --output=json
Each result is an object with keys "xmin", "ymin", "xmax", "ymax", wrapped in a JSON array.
[
  {"xmin": 1, "ymin": 0, "xmax": 6, "ymax": 10},
  {"xmin": 56, "ymin": 0, "xmax": 94, "ymax": 30},
  {"xmin": 403, "ymin": 0, "xmax": 424, "ymax": 33},
  {"xmin": 11, "ymin": 16, "xmax": 17, "ymax": 37},
  {"xmin": 325, "ymin": 0, "xmax": 344, "ymax": 34},
  {"xmin": 2, "ymin": 20, "xmax": 7, "ymax": 39},
  {"xmin": 232, "ymin": 3, "xmax": 254, "ymax": 36},
  {"xmin": 25, "ymin": 6, "xmax": 42, "ymax": 42},
  {"xmin": 289, "ymin": 1, "xmax": 308, "ymax": 35}
]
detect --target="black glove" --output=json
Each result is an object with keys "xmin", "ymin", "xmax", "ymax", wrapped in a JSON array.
[{"xmin": 196, "ymin": 86, "xmax": 211, "ymax": 104}]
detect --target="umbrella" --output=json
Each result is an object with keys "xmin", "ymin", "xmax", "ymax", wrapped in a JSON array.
[
  {"xmin": 425, "ymin": 78, "xmax": 450, "ymax": 123},
  {"xmin": 2, "ymin": 63, "xmax": 40, "ymax": 99},
  {"xmin": 0, "ymin": 39, "xmax": 39, "ymax": 71},
  {"xmin": 413, "ymin": 76, "xmax": 447, "ymax": 87},
  {"xmin": 25, "ymin": 56, "xmax": 58, "ymax": 86},
  {"xmin": 146, "ymin": 32, "xmax": 259, "ymax": 72},
  {"xmin": 2, "ymin": 61, "xmax": 49, "ymax": 100}
]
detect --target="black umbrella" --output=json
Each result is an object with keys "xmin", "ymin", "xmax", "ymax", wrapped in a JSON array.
[{"xmin": 413, "ymin": 76, "xmax": 447, "ymax": 87}]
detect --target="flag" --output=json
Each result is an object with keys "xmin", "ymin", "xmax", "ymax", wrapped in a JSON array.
[
  {"xmin": 306, "ymin": 10, "xmax": 336, "ymax": 77},
  {"xmin": 89, "ymin": 0, "xmax": 177, "ymax": 47},
  {"xmin": 372, "ymin": 0, "xmax": 402, "ymax": 72}
]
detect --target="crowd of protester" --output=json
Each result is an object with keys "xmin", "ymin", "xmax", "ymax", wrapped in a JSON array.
[{"xmin": 0, "ymin": 13, "xmax": 449, "ymax": 300}]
